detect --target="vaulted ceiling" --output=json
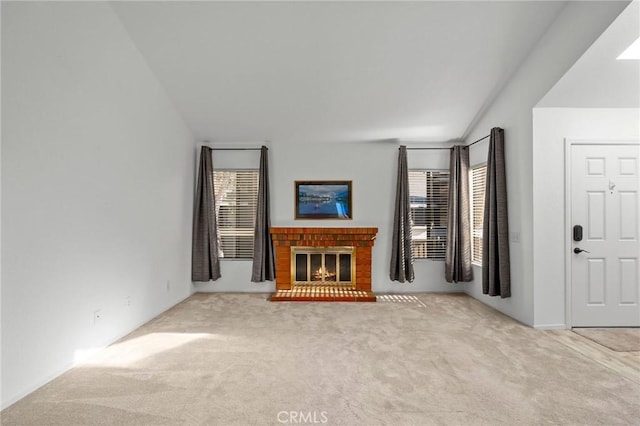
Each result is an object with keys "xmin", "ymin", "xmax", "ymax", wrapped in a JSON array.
[
  {"xmin": 112, "ymin": 1, "xmax": 569, "ymax": 143},
  {"xmin": 539, "ymin": 0, "xmax": 639, "ymax": 108}
]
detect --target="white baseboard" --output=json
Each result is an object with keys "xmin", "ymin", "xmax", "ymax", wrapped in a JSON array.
[
  {"xmin": 534, "ymin": 323, "xmax": 568, "ymax": 330},
  {"xmin": 1, "ymin": 362, "xmax": 77, "ymax": 411}
]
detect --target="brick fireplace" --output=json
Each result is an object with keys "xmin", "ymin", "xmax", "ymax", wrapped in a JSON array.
[{"xmin": 270, "ymin": 227, "xmax": 378, "ymax": 302}]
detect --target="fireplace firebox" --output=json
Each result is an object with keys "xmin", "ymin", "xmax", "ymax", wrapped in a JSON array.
[{"xmin": 292, "ymin": 247, "xmax": 355, "ymax": 286}]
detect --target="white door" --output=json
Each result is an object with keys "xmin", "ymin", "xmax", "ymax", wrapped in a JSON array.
[{"xmin": 571, "ymin": 143, "xmax": 640, "ymax": 327}]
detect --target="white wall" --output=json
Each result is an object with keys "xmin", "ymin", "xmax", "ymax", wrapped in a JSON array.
[
  {"xmin": 531, "ymin": 1, "xmax": 640, "ymax": 328},
  {"xmin": 0, "ymin": 2, "xmax": 4, "ymax": 412},
  {"xmin": 1, "ymin": 2, "xmax": 195, "ymax": 408},
  {"xmin": 462, "ymin": 1, "xmax": 628, "ymax": 326},
  {"xmin": 194, "ymin": 140, "xmax": 462, "ymax": 294},
  {"xmin": 532, "ymin": 108, "xmax": 640, "ymax": 328}
]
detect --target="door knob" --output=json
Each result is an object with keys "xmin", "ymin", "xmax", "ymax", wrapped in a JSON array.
[{"xmin": 574, "ymin": 247, "xmax": 590, "ymax": 254}]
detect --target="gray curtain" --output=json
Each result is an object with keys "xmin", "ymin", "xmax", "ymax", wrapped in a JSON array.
[
  {"xmin": 482, "ymin": 127, "xmax": 511, "ymax": 297},
  {"xmin": 251, "ymin": 146, "xmax": 275, "ymax": 282},
  {"xmin": 192, "ymin": 146, "xmax": 221, "ymax": 281},
  {"xmin": 445, "ymin": 146, "xmax": 473, "ymax": 283},
  {"xmin": 390, "ymin": 146, "xmax": 415, "ymax": 283}
]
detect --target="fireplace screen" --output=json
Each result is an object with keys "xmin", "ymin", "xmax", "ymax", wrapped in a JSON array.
[{"xmin": 292, "ymin": 247, "xmax": 355, "ymax": 285}]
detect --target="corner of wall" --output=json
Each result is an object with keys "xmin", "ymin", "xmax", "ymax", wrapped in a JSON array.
[{"xmin": 461, "ymin": 0, "xmax": 629, "ymax": 328}]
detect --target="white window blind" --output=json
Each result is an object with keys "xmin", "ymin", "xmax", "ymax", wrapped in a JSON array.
[
  {"xmin": 408, "ymin": 170, "xmax": 449, "ymax": 260},
  {"xmin": 213, "ymin": 170, "xmax": 259, "ymax": 259},
  {"xmin": 471, "ymin": 165, "xmax": 487, "ymax": 264}
]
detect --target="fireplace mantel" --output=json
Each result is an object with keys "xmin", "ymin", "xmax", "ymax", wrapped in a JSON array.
[{"xmin": 270, "ymin": 227, "xmax": 378, "ymax": 301}]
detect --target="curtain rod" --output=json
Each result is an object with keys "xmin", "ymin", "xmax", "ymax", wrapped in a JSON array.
[
  {"xmin": 207, "ymin": 147, "xmax": 264, "ymax": 151},
  {"xmin": 404, "ymin": 134, "xmax": 490, "ymax": 151}
]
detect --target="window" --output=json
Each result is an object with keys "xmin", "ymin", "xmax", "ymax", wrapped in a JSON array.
[
  {"xmin": 213, "ymin": 170, "xmax": 259, "ymax": 259},
  {"xmin": 408, "ymin": 170, "xmax": 449, "ymax": 260},
  {"xmin": 471, "ymin": 164, "xmax": 487, "ymax": 264}
]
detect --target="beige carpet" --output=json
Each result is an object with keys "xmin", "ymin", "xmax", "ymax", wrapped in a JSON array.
[
  {"xmin": 573, "ymin": 327, "xmax": 640, "ymax": 352},
  {"xmin": 2, "ymin": 293, "xmax": 639, "ymax": 425}
]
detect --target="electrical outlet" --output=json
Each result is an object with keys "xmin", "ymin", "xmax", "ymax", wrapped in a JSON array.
[
  {"xmin": 166, "ymin": 280, "xmax": 171, "ymax": 293},
  {"xmin": 125, "ymin": 296, "xmax": 131, "ymax": 307},
  {"xmin": 511, "ymin": 232, "xmax": 520, "ymax": 243},
  {"xmin": 93, "ymin": 309, "xmax": 101, "ymax": 325}
]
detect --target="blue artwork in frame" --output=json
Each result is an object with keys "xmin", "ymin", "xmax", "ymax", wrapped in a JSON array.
[{"xmin": 295, "ymin": 181, "xmax": 352, "ymax": 219}]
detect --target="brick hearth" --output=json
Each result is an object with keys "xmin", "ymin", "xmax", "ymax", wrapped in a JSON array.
[{"xmin": 270, "ymin": 227, "xmax": 378, "ymax": 302}]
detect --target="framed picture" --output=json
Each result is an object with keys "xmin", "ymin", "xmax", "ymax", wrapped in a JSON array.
[{"xmin": 295, "ymin": 181, "xmax": 352, "ymax": 220}]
